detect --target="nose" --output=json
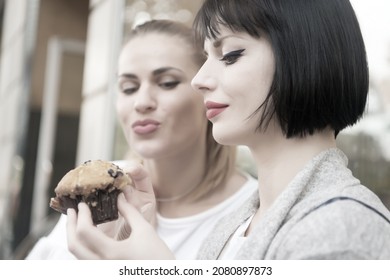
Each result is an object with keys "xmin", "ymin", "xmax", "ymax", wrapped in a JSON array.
[
  {"xmin": 134, "ymin": 85, "xmax": 157, "ymax": 113},
  {"xmin": 191, "ymin": 62, "xmax": 216, "ymax": 95}
]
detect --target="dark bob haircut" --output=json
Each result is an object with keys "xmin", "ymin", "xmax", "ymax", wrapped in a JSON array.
[{"xmin": 193, "ymin": 0, "xmax": 369, "ymax": 138}]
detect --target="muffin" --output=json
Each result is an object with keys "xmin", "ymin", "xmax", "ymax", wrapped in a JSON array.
[{"xmin": 49, "ymin": 160, "xmax": 132, "ymax": 224}]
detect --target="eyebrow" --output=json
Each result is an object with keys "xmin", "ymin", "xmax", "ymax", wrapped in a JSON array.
[
  {"xmin": 153, "ymin": 67, "xmax": 183, "ymax": 76},
  {"xmin": 118, "ymin": 67, "xmax": 183, "ymax": 79},
  {"xmin": 212, "ymin": 33, "xmax": 248, "ymax": 49},
  {"xmin": 118, "ymin": 73, "xmax": 137, "ymax": 79},
  {"xmin": 213, "ymin": 35, "xmax": 238, "ymax": 48}
]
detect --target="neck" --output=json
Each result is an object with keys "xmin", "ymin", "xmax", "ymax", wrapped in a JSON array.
[
  {"xmin": 250, "ymin": 127, "xmax": 336, "ymax": 212},
  {"xmin": 144, "ymin": 143, "xmax": 207, "ymax": 205}
]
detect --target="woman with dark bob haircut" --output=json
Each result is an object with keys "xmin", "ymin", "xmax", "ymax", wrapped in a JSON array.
[
  {"xmin": 63, "ymin": 0, "xmax": 390, "ymax": 260},
  {"xmin": 190, "ymin": 0, "xmax": 390, "ymax": 259}
]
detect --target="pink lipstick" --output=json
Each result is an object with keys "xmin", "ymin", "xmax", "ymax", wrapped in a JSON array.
[
  {"xmin": 132, "ymin": 119, "xmax": 160, "ymax": 135},
  {"xmin": 205, "ymin": 101, "xmax": 229, "ymax": 119}
]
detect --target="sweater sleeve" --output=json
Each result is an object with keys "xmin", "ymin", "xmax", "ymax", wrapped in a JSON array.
[{"xmin": 273, "ymin": 199, "xmax": 390, "ymax": 259}]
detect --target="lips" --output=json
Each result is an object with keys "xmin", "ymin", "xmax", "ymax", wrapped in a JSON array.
[
  {"xmin": 132, "ymin": 119, "xmax": 160, "ymax": 135},
  {"xmin": 205, "ymin": 101, "xmax": 229, "ymax": 119}
]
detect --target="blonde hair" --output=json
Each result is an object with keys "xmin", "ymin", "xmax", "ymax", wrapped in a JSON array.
[
  {"xmin": 124, "ymin": 19, "xmax": 236, "ymax": 201},
  {"xmin": 192, "ymin": 123, "xmax": 236, "ymax": 201}
]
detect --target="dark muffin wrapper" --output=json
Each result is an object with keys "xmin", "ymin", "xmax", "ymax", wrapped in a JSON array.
[{"xmin": 50, "ymin": 188, "xmax": 121, "ymax": 225}]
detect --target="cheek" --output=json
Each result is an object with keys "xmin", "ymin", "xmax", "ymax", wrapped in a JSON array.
[
  {"xmin": 166, "ymin": 96, "xmax": 206, "ymax": 131},
  {"xmin": 116, "ymin": 96, "xmax": 132, "ymax": 123},
  {"xmin": 235, "ymin": 61, "xmax": 274, "ymax": 106}
]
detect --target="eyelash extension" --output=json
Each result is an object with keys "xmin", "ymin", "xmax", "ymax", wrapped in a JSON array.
[{"xmin": 220, "ymin": 49, "xmax": 245, "ymax": 65}]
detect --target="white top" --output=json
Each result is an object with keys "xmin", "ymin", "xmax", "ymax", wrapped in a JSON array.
[
  {"xmin": 156, "ymin": 174, "xmax": 257, "ymax": 259},
  {"xmin": 26, "ymin": 172, "xmax": 257, "ymax": 260},
  {"xmin": 219, "ymin": 215, "xmax": 254, "ymax": 259},
  {"xmin": 26, "ymin": 214, "xmax": 75, "ymax": 260}
]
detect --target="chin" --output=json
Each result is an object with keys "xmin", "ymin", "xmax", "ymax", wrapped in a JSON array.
[
  {"xmin": 212, "ymin": 129, "xmax": 241, "ymax": 146},
  {"xmin": 132, "ymin": 144, "xmax": 157, "ymax": 158}
]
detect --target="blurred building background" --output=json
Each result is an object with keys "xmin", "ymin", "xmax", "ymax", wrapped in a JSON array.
[{"xmin": 0, "ymin": 0, "xmax": 389, "ymax": 259}]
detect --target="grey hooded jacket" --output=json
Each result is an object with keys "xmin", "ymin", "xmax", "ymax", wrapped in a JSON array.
[{"xmin": 197, "ymin": 148, "xmax": 390, "ymax": 259}]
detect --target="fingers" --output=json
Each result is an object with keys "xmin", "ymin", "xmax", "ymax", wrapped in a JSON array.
[
  {"xmin": 115, "ymin": 217, "xmax": 131, "ymax": 241},
  {"xmin": 75, "ymin": 202, "xmax": 94, "ymax": 226},
  {"xmin": 122, "ymin": 185, "xmax": 134, "ymax": 201},
  {"xmin": 66, "ymin": 204, "xmax": 114, "ymax": 259},
  {"xmin": 97, "ymin": 220, "xmax": 117, "ymax": 238},
  {"xmin": 121, "ymin": 161, "xmax": 157, "ymax": 225},
  {"xmin": 66, "ymin": 207, "xmax": 99, "ymax": 259},
  {"xmin": 125, "ymin": 162, "xmax": 154, "ymax": 195},
  {"xmin": 117, "ymin": 193, "xmax": 150, "ymax": 230},
  {"xmin": 66, "ymin": 208, "xmax": 77, "ymax": 240},
  {"xmin": 140, "ymin": 203, "xmax": 154, "ymax": 215}
]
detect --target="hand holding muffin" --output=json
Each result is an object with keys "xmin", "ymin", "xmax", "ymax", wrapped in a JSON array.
[{"xmin": 66, "ymin": 163, "xmax": 172, "ymax": 259}]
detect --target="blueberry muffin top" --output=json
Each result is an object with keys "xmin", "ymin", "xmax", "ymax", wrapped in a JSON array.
[{"xmin": 54, "ymin": 160, "xmax": 132, "ymax": 198}]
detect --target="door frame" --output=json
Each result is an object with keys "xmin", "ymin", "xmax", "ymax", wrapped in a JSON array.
[{"xmin": 30, "ymin": 37, "xmax": 85, "ymax": 232}]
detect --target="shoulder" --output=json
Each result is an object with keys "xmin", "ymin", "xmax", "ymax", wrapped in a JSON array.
[{"xmin": 274, "ymin": 197, "xmax": 390, "ymax": 259}]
